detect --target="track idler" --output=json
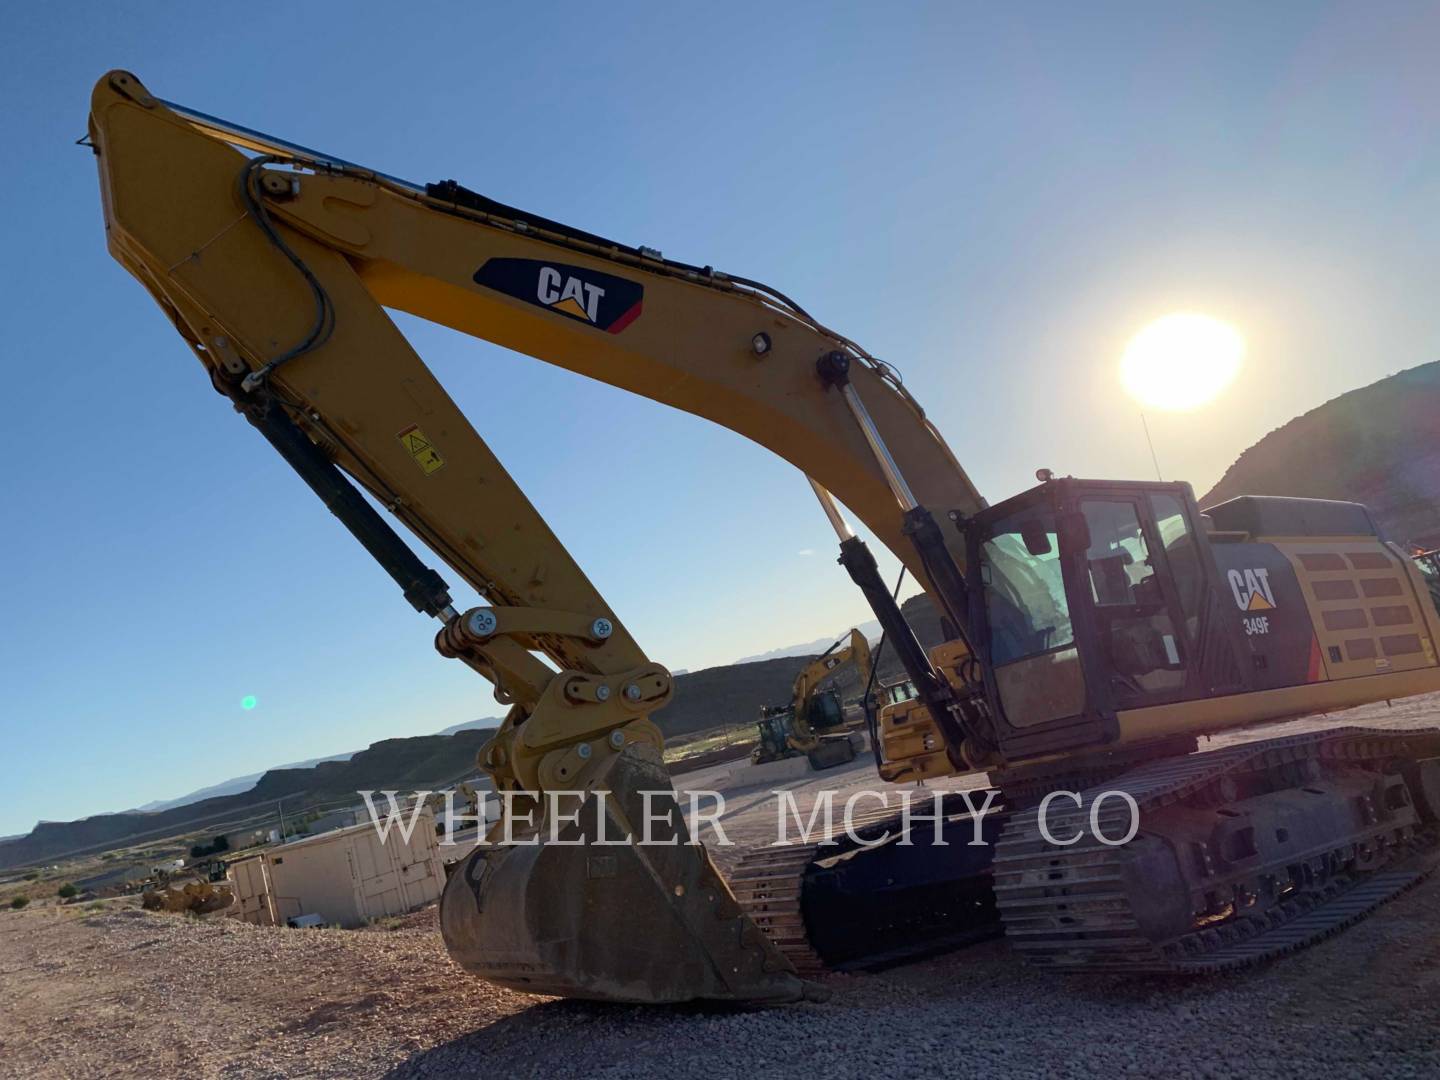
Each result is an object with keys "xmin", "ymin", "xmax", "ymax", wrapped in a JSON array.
[{"xmin": 440, "ymin": 741, "xmax": 814, "ymax": 1004}]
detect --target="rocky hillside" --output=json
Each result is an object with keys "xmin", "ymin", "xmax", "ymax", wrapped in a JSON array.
[{"xmin": 1201, "ymin": 362, "xmax": 1440, "ymax": 548}]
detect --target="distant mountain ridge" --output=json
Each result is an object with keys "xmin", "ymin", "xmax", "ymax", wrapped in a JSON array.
[
  {"xmin": 132, "ymin": 751, "xmax": 360, "ymax": 813},
  {"xmin": 0, "ymin": 728, "xmax": 497, "ymax": 870},
  {"xmin": 0, "ymin": 596, "xmax": 945, "ymax": 868},
  {"xmin": 434, "ymin": 717, "xmax": 503, "ymax": 737},
  {"xmin": 129, "ymin": 717, "xmax": 508, "ymax": 815},
  {"xmin": 1202, "ymin": 361, "xmax": 1440, "ymax": 547},
  {"xmin": 733, "ymin": 618, "xmax": 883, "ymax": 664}
]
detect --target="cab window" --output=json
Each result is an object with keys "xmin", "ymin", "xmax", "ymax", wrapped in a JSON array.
[
  {"xmin": 1081, "ymin": 499, "xmax": 1159, "ymax": 608},
  {"xmin": 1081, "ymin": 497, "xmax": 1186, "ymax": 697},
  {"xmin": 1150, "ymin": 492, "xmax": 1204, "ymax": 637},
  {"xmin": 980, "ymin": 509, "xmax": 1073, "ymax": 666}
]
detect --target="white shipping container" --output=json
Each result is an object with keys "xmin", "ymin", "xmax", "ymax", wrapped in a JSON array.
[
  {"xmin": 225, "ymin": 809, "xmax": 442, "ymax": 928},
  {"xmin": 228, "ymin": 854, "xmax": 274, "ymax": 926}
]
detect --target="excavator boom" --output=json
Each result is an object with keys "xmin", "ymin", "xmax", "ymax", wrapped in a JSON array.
[{"xmin": 86, "ymin": 71, "xmax": 981, "ymax": 1003}]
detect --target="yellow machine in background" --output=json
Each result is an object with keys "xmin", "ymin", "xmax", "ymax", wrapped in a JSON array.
[
  {"xmin": 90, "ymin": 72, "xmax": 1440, "ymax": 1002},
  {"xmin": 752, "ymin": 629, "xmax": 872, "ymax": 769},
  {"xmin": 141, "ymin": 876, "xmax": 234, "ymax": 916}
]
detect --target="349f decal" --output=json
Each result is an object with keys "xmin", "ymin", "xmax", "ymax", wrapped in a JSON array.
[
  {"xmin": 1228, "ymin": 566, "xmax": 1276, "ymax": 636},
  {"xmin": 472, "ymin": 258, "xmax": 644, "ymax": 333}
]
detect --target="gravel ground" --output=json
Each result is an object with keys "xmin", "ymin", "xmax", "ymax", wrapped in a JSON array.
[{"xmin": 3, "ymin": 697, "xmax": 1439, "ymax": 1078}]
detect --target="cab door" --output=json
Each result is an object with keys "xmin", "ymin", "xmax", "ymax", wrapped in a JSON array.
[{"xmin": 1074, "ymin": 492, "xmax": 1200, "ymax": 709}]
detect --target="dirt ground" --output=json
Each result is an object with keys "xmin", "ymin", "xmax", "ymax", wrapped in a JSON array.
[{"xmin": 3, "ymin": 697, "xmax": 1440, "ymax": 1078}]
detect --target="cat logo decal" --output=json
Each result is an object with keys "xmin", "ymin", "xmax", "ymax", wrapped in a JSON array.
[
  {"xmin": 1228, "ymin": 567, "xmax": 1276, "ymax": 611},
  {"xmin": 472, "ymin": 258, "xmax": 643, "ymax": 333}
]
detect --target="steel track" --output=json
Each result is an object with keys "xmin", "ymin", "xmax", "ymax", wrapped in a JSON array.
[
  {"xmin": 992, "ymin": 726, "xmax": 1440, "ymax": 973},
  {"xmin": 732, "ymin": 727, "xmax": 1440, "ymax": 977}
]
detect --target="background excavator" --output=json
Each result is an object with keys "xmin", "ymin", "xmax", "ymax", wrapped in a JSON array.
[
  {"xmin": 751, "ymin": 629, "xmax": 873, "ymax": 770},
  {"xmin": 90, "ymin": 72, "xmax": 1440, "ymax": 1003}
]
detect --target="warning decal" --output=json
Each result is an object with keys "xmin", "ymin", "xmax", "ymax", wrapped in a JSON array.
[{"xmin": 397, "ymin": 424, "xmax": 445, "ymax": 475}]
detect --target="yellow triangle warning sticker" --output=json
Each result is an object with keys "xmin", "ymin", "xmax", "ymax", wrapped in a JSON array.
[{"xmin": 397, "ymin": 424, "xmax": 445, "ymax": 475}]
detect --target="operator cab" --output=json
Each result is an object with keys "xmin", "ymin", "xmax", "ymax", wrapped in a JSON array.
[{"xmin": 966, "ymin": 477, "xmax": 1242, "ymax": 754}]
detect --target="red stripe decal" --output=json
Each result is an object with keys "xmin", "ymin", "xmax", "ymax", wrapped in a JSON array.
[{"xmin": 607, "ymin": 300, "xmax": 643, "ymax": 334}]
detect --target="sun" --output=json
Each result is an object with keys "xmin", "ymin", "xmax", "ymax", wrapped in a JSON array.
[{"xmin": 1121, "ymin": 313, "xmax": 1245, "ymax": 411}]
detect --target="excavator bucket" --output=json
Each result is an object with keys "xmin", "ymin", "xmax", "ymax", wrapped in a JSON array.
[{"xmin": 440, "ymin": 742, "xmax": 812, "ymax": 1004}]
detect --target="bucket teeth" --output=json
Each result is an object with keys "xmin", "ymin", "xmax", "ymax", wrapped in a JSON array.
[{"xmin": 440, "ymin": 742, "xmax": 810, "ymax": 1004}]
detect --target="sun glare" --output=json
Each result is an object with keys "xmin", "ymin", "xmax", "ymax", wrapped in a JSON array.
[{"xmin": 1121, "ymin": 313, "xmax": 1245, "ymax": 411}]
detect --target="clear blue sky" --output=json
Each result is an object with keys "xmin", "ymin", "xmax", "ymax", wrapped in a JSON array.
[{"xmin": 4, "ymin": 3, "xmax": 1439, "ymax": 835}]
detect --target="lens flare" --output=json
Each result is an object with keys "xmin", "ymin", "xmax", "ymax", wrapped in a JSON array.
[
  {"xmin": 241, "ymin": 695, "xmax": 258, "ymax": 711},
  {"xmin": 1121, "ymin": 313, "xmax": 1245, "ymax": 411}
]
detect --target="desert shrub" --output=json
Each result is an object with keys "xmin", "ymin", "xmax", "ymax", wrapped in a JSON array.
[
  {"xmin": 21, "ymin": 872, "xmax": 38, "ymax": 881},
  {"xmin": 57, "ymin": 883, "xmax": 78, "ymax": 899},
  {"xmin": 10, "ymin": 896, "xmax": 29, "ymax": 910},
  {"xmin": 190, "ymin": 835, "xmax": 231, "ymax": 859}
]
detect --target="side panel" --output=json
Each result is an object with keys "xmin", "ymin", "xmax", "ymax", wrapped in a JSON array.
[
  {"xmin": 394, "ymin": 824, "xmax": 444, "ymax": 914},
  {"xmin": 351, "ymin": 813, "xmax": 442, "ymax": 921},
  {"xmin": 226, "ymin": 856, "xmax": 275, "ymax": 927},
  {"xmin": 993, "ymin": 648, "xmax": 1086, "ymax": 729},
  {"xmin": 1272, "ymin": 539, "xmax": 1439, "ymax": 680},
  {"xmin": 1119, "ymin": 538, "xmax": 1440, "ymax": 743},
  {"xmin": 1117, "ymin": 665, "xmax": 1440, "ymax": 742},
  {"xmin": 355, "ymin": 830, "xmax": 403, "ymax": 920},
  {"xmin": 266, "ymin": 844, "xmax": 363, "ymax": 927},
  {"xmin": 1208, "ymin": 542, "xmax": 1319, "ymax": 691}
]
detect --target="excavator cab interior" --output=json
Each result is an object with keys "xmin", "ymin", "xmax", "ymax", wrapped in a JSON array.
[{"xmin": 968, "ymin": 476, "xmax": 1235, "ymax": 751}]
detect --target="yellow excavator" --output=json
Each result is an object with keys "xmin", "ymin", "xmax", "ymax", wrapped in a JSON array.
[
  {"xmin": 89, "ymin": 72, "xmax": 1440, "ymax": 1003},
  {"xmin": 752, "ymin": 629, "xmax": 872, "ymax": 769}
]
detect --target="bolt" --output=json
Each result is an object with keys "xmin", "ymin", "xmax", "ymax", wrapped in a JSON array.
[
  {"xmin": 576, "ymin": 743, "xmax": 592, "ymax": 760},
  {"xmin": 595, "ymin": 685, "xmax": 611, "ymax": 702},
  {"xmin": 609, "ymin": 730, "xmax": 625, "ymax": 749},
  {"xmin": 468, "ymin": 609, "xmax": 498, "ymax": 637},
  {"xmin": 591, "ymin": 617, "xmax": 613, "ymax": 640},
  {"xmin": 212, "ymin": 336, "xmax": 229, "ymax": 350},
  {"xmin": 624, "ymin": 684, "xmax": 642, "ymax": 702}
]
